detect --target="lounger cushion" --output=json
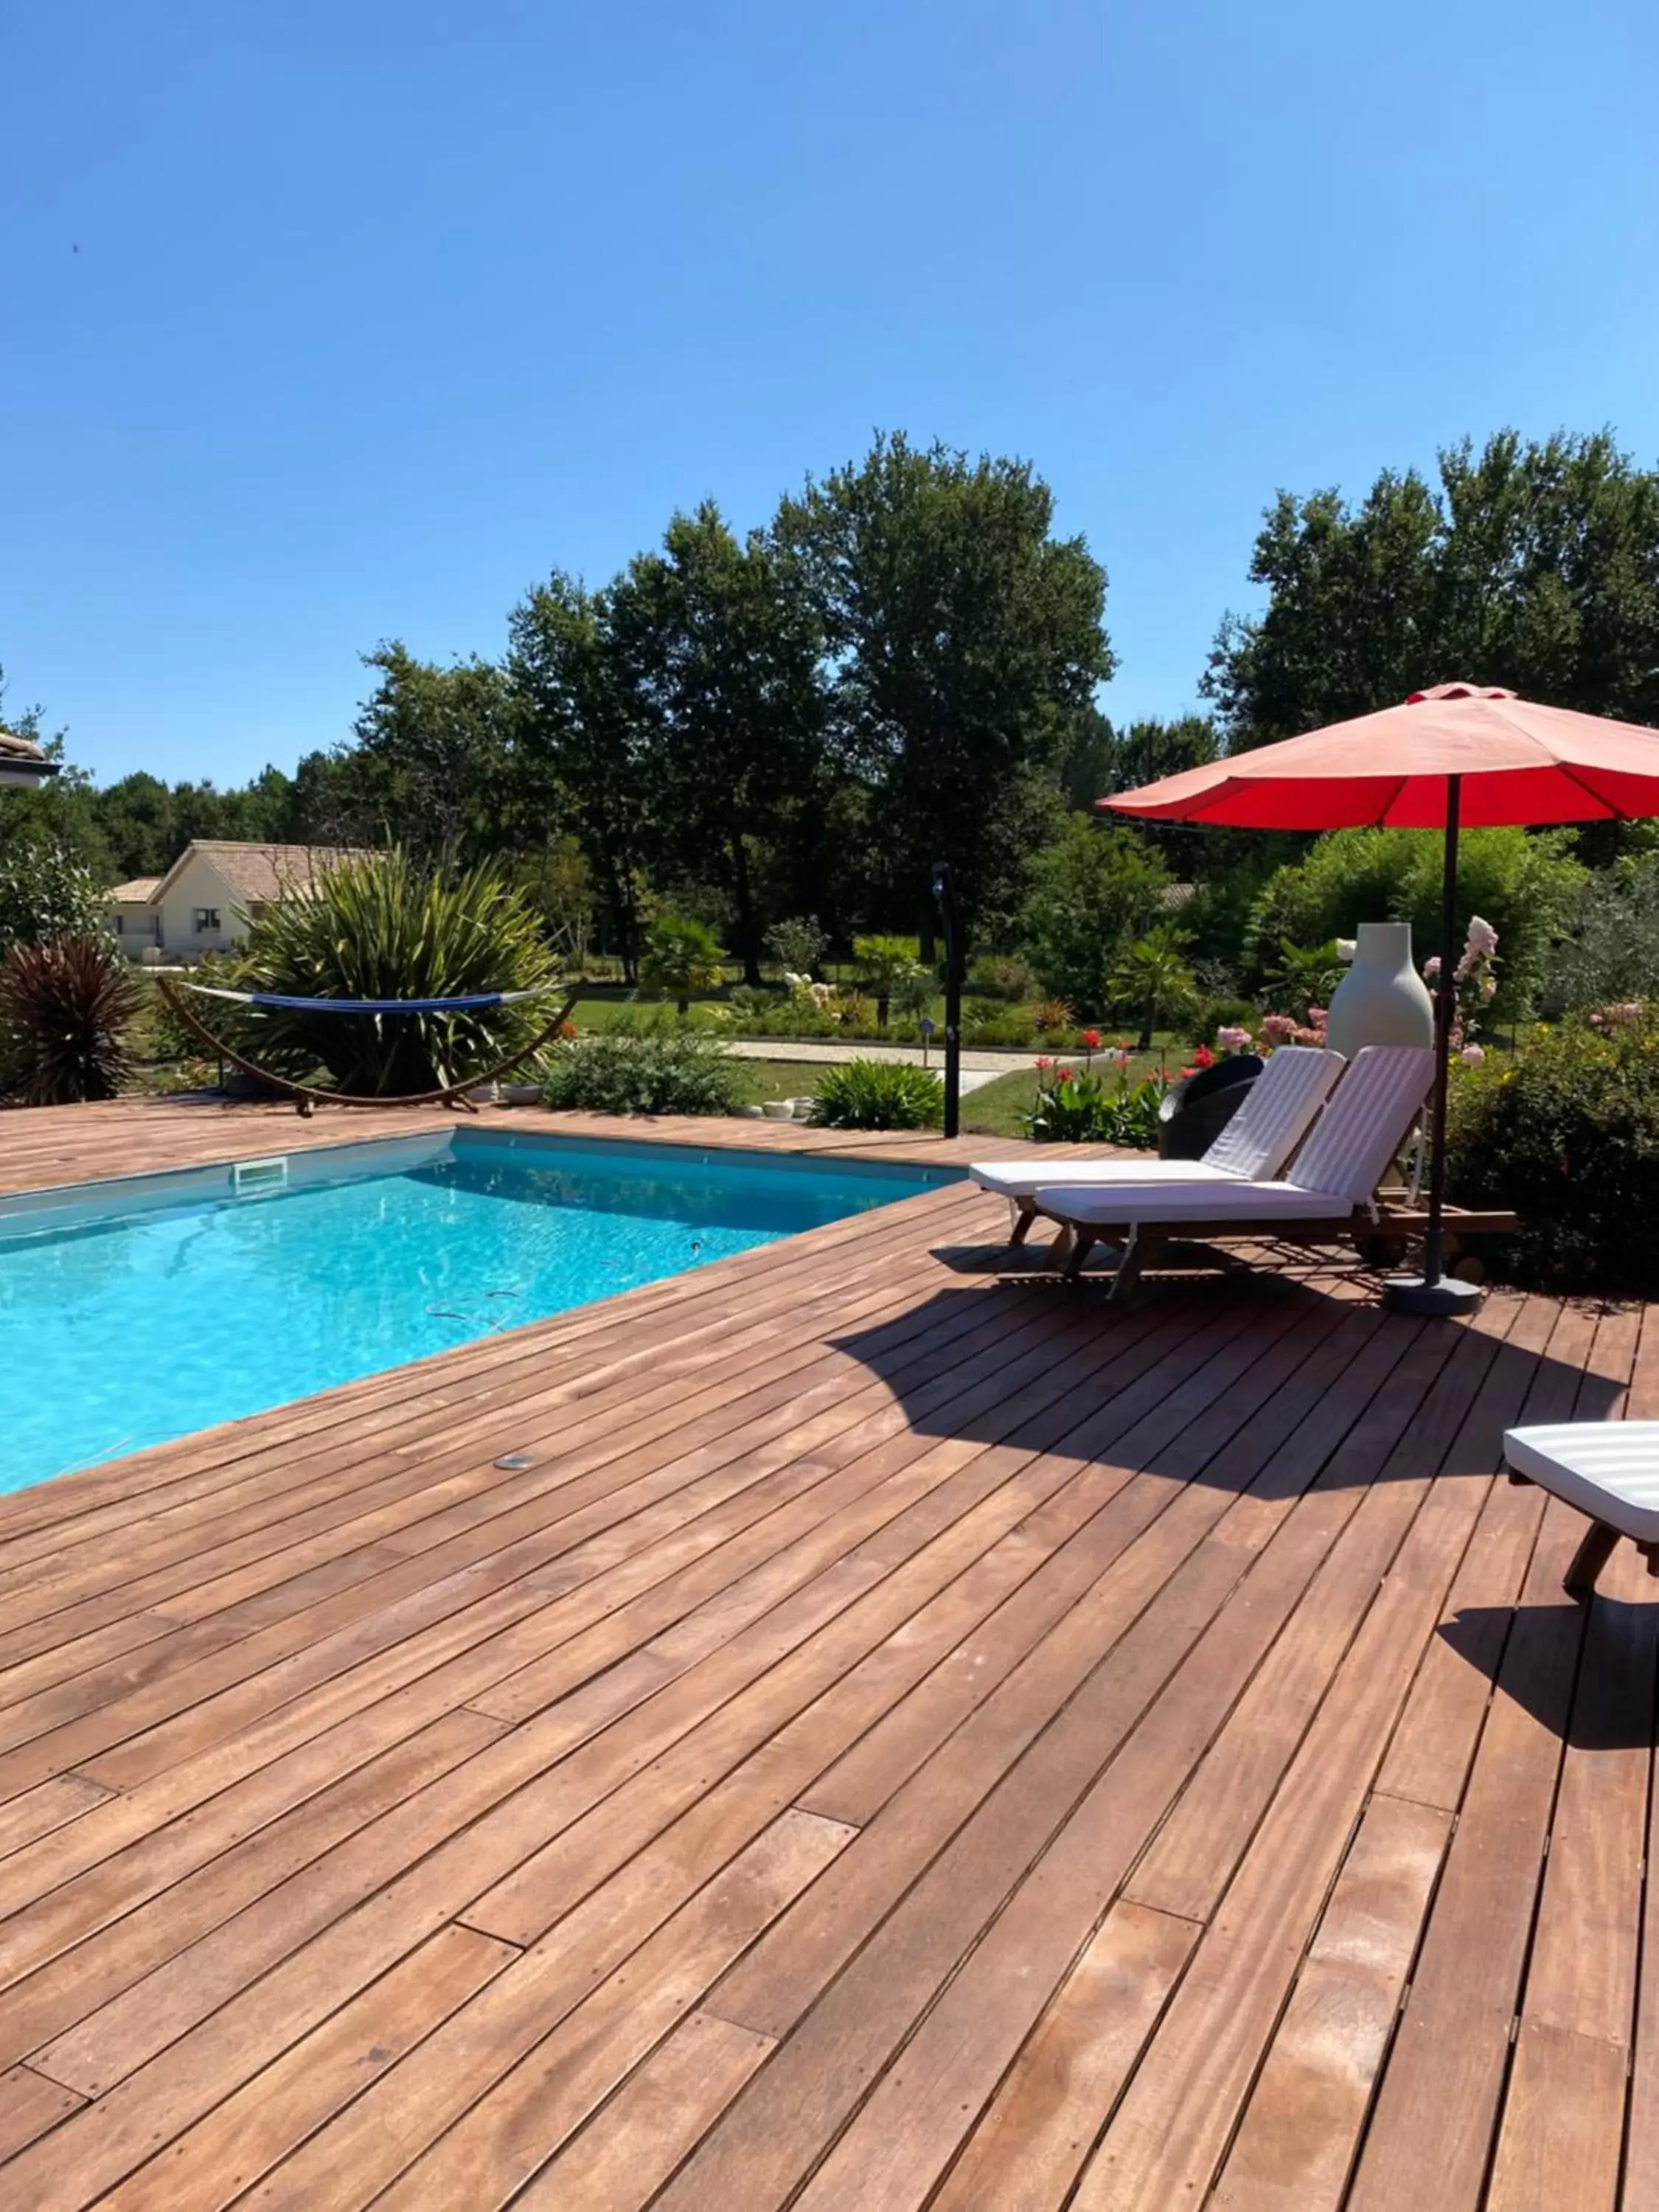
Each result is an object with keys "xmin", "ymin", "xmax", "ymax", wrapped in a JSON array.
[
  {"xmin": 1029, "ymin": 1179, "xmax": 1357, "ymax": 1226},
  {"xmin": 968, "ymin": 1045, "xmax": 1343, "ymax": 1204},
  {"xmin": 970, "ymin": 1159, "xmax": 1239, "ymax": 1199},
  {"xmin": 1503, "ymin": 1422, "xmax": 1659, "ymax": 1543}
]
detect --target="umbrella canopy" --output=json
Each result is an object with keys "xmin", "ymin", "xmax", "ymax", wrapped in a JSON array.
[
  {"xmin": 1099, "ymin": 683, "xmax": 1659, "ymax": 1314},
  {"xmin": 1102, "ymin": 684, "xmax": 1659, "ymax": 831}
]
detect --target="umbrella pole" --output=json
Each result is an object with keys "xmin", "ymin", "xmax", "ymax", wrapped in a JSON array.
[{"xmin": 1384, "ymin": 773, "xmax": 1481, "ymax": 1315}]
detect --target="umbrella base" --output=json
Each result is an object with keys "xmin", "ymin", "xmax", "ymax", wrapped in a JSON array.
[{"xmin": 1382, "ymin": 1272, "xmax": 1484, "ymax": 1317}]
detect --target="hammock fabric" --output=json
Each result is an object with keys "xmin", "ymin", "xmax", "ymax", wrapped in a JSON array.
[
  {"xmin": 184, "ymin": 984, "xmax": 558, "ymax": 1015},
  {"xmin": 159, "ymin": 979, "xmax": 586, "ymax": 1116}
]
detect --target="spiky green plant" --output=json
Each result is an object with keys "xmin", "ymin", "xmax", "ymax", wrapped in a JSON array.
[
  {"xmin": 0, "ymin": 935, "xmax": 145, "ymax": 1105},
  {"xmin": 229, "ymin": 850, "xmax": 560, "ymax": 1094},
  {"xmin": 808, "ymin": 1059, "xmax": 943, "ymax": 1130}
]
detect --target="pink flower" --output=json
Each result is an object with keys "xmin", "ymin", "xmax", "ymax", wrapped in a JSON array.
[
  {"xmin": 1035, "ymin": 1055, "xmax": 1051, "ymax": 1072},
  {"xmin": 1460, "ymin": 1043, "xmax": 1486, "ymax": 1065},
  {"xmin": 1306, "ymin": 1006, "xmax": 1326, "ymax": 1025},
  {"xmin": 1216, "ymin": 1024, "xmax": 1253, "ymax": 1053},
  {"xmin": 1261, "ymin": 1013, "xmax": 1298, "ymax": 1044},
  {"xmin": 1423, "ymin": 956, "xmax": 1441, "ymax": 980}
]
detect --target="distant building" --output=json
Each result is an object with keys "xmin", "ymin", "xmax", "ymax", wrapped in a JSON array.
[
  {"xmin": 0, "ymin": 728, "xmax": 59, "ymax": 787},
  {"xmin": 105, "ymin": 842, "xmax": 364, "ymax": 963}
]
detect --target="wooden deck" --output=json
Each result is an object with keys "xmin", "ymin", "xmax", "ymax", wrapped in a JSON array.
[{"xmin": 0, "ymin": 1096, "xmax": 1654, "ymax": 2209}]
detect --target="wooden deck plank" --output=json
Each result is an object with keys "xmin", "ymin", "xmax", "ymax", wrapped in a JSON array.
[
  {"xmin": 911, "ymin": 1899, "xmax": 1199, "ymax": 2212},
  {"xmin": 508, "ymin": 2009, "xmax": 778, "ymax": 2212},
  {"xmin": 1211, "ymin": 1792, "xmax": 1453, "ymax": 2212},
  {"xmin": 89, "ymin": 1924, "xmax": 519, "ymax": 2212},
  {"xmin": 0, "ymin": 1101, "xmax": 1650, "ymax": 2211}
]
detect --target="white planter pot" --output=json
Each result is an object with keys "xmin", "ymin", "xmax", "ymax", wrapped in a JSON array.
[{"xmin": 1326, "ymin": 921, "xmax": 1435, "ymax": 1060}]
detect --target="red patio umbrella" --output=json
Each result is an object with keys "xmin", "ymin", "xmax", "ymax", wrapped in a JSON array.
[{"xmin": 1102, "ymin": 683, "xmax": 1659, "ymax": 1313}]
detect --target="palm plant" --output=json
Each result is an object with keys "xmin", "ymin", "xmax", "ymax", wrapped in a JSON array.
[
  {"xmin": 1264, "ymin": 937, "xmax": 1346, "ymax": 1022},
  {"xmin": 0, "ymin": 935, "xmax": 145, "ymax": 1104},
  {"xmin": 854, "ymin": 935, "xmax": 927, "ymax": 1028},
  {"xmin": 639, "ymin": 914, "xmax": 726, "ymax": 1015},
  {"xmin": 1108, "ymin": 925, "xmax": 1197, "ymax": 1049},
  {"xmin": 229, "ymin": 850, "xmax": 560, "ymax": 1095}
]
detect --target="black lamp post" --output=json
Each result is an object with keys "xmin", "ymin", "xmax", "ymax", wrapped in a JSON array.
[{"xmin": 931, "ymin": 859, "xmax": 962, "ymax": 1140}]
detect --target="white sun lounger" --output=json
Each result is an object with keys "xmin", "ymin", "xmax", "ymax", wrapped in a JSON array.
[
  {"xmin": 1503, "ymin": 1423, "xmax": 1659, "ymax": 1593},
  {"xmin": 969, "ymin": 1045, "xmax": 1346, "ymax": 1245},
  {"xmin": 1031, "ymin": 1045, "xmax": 1436, "ymax": 1303}
]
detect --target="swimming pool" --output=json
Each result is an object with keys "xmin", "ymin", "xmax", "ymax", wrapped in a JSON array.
[{"xmin": 0, "ymin": 1128, "xmax": 959, "ymax": 1494}]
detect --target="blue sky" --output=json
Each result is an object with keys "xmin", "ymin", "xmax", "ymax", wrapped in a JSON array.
[{"xmin": 4, "ymin": 0, "xmax": 1657, "ymax": 787}]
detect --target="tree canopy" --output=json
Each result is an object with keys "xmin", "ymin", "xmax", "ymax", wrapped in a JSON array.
[{"xmin": 1205, "ymin": 431, "xmax": 1659, "ymax": 749}]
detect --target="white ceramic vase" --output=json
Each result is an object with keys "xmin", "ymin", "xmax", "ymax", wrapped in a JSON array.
[{"xmin": 1325, "ymin": 921, "xmax": 1435, "ymax": 1060}]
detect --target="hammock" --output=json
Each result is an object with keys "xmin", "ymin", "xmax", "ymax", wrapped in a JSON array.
[
  {"xmin": 184, "ymin": 984, "xmax": 560, "ymax": 1015},
  {"xmin": 159, "ymin": 978, "xmax": 586, "ymax": 1117}
]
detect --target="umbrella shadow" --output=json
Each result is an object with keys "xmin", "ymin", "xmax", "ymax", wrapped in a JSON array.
[{"xmin": 828, "ymin": 1264, "xmax": 1594, "ymax": 1498}]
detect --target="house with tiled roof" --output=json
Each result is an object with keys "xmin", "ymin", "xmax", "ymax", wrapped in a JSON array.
[
  {"xmin": 105, "ymin": 842, "xmax": 365, "ymax": 963},
  {"xmin": 0, "ymin": 727, "xmax": 58, "ymax": 786}
]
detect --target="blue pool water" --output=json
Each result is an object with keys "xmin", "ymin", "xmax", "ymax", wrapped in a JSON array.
[{"xmin": 0, "ymin": 1131, "xmax": 956, "ymax": 1492}]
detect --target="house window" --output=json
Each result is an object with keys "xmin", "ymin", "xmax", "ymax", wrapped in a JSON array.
[
  {"xmin": 112, "ymin": 915, "xmax": 124, "ymax": 934},
  {"xmin": 193, "ymin": 908, "xmax": 221, "ymax": 933}
]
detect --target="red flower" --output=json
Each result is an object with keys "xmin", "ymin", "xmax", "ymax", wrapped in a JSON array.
[
  {"xmin": 1193, "ymin": 1043, "xmax": 1214, "ymax": 1068},
  {"xmin": 1056, "ymin": 1066, "xmax": 1074, "ymax": 1084},
  {"xmin": 558, "ymin": 1020, "xmax": 578, "ymax": 1040},
  {"xmin": 1079, "ymin": 1028, "xmax": 1102, "ymax": 1051}
]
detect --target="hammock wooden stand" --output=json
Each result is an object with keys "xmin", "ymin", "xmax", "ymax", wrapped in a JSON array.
[{"xmin": 159, "ymin": 981, "xmax": 585, "ymax": 1118}]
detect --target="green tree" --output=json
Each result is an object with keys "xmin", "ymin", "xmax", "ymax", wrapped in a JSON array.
[
  {"xmin": 1109, "ymin": 924, "xmax": 1197, "ymax": 1048},
  {"xmin": 774, "ymin": 433, "xmax": 1113, "ymax": 948},
  {"xmin": 510, "ymin": 574, "xmax": 654, "ymax": 980},
  {"xmin": 608, "ymin": 503, "xmax": 827, "ymax": 986},
  {"xmin": 340, "ymin": 643, "xmax": 518, "ymax": 862},
  {"xmin": 1018, "ymin": 816, "xmax": 1169, "ymax": 1017},
  {"xmin": 1206, "ymin": 430, "xmax": 1659, "ymax": 748}
]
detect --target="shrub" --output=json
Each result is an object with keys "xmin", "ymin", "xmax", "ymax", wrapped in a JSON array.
[
  {"xmin": 1022, "ymin": 1060, "xmax": 1169, "ymax": 1147},
  {"xmin": 809, "ymin": 1060, "xmax": 944, "ymax": 1130},
  {"xmin": 540, "ymin": 1026, "xmax": 744, "ymax": 1116},
  {"xmin": 0, "ymin": 836, "xmax": 106, "ymax": 953},
  {"xmin": 1544, "ymin": 858, "xmax": 1659, "ymax": 1017},
  {"xmin": 229, "ymin": 850, "xmax": 560, "ymax": 1095},
  {"xmin": 958, "ymin": 998, "xmax": 1037, "ymax": 1048},
  {"xmin": 639, "ymin": 913, "xmax": 726, "ymax": 1013},
  {"xmin": 1032, "ymin": 995, "xmax": 1075, "ymax": 1032},
  {"xmin": 966, "ymin": 953, "xmax": 1035, "ymax": 1003},
  {"xmin": 765, "ymin": 914, "xmax": 830, "ymax": 978},
  {"xmin": 1184, "ymin": 997, "xmax": 1260, "ymax": 1048},
  {"xmin": 1447, "ymin": 1008, "xmax": 1659, "ymax": 1295},
  {"xmin": 1248, "ymin": 825, "xmax": 1585, "ymax": 1019},
  {"xmin": 0, "ymin": 935, "xmax": 145, "ymax": 1104}
]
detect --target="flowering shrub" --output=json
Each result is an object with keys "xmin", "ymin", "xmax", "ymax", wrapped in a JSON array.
[
  {"xmin": 1447, "ymin": 1004, "xmax": 1659, "ymax": 1295},
  {"xmin": 1216, "ymin": 1023, "xmax": 1253, "ymax": 1054},
  {"xmin": 1022, "ymin": 1059, "xmax": 1170, "ymax": 1147},
  {"xmin": 1425, "ymin": 915, "xmax": 1499, "ymax": 1053}
]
